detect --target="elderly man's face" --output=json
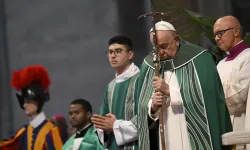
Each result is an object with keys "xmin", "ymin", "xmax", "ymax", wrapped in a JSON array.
[
  {"xmin": 150, "ymin": 30, "xmax": 179, "ymax": 61},
  {"xmin": 213, "ymin": 21, "xmax": 238, "ymax": 51}
]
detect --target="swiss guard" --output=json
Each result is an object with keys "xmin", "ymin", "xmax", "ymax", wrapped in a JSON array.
[{"xmin": 0, "ymin": 65, "xmax": 65, "ymax": 150}]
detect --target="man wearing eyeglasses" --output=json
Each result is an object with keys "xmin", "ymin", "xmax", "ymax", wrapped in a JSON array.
[
  {"xmin": 214, "ymin": 16, "xmax": 250, "ymax": 150},
  {"xmin": 91, "ymin": 35, "xmax": 140, "ymax": 150}
]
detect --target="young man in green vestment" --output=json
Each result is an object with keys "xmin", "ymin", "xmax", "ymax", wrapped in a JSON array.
[
  {"xmin": 91, "ymin": 36, "xmax": 140, "ymax": 150},
  {"xmin": 134, "ymin": 21, "xmax": 233, "ymax": 150},
  {"xmin": 62, "ymin": 99, "xmax": 105, "ymax": 150}
]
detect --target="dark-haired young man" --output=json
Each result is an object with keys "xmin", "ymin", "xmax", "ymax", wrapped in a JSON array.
[
  {"xmin": 92, "ymin": 35, "xmax": 140, "ymax": 150},
  {"xmin": 62, "ymin": 99, "xmax": 105, "ymax": 150}
]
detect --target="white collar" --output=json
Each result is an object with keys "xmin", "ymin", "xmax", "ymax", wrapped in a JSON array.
[
  {"xmin": 30, "ymin": 112, "xmax": 46, "ymax": 128},
  {"xmin": 235, "ymin": 40, "xmax": 243, "ymax": 46},
  {"xmin": 77, "ymin": 123, "xmax": 91, "ymax": 133},
  {"xmin": 115, "ymin": 63, "xmax": 140, "ymax": 83}
]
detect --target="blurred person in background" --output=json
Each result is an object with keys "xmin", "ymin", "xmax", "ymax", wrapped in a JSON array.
[{"xmin": 50, "ymin": 114, "xmax": 70, "ymax": 141}]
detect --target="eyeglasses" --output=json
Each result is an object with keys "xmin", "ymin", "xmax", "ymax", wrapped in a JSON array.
[
  {"xmin": 214, "ymin": 28, "xmax": 235, "ymax": 39},
  {"xmin": 105, "ymin": 48, "xmax": 124, "ymax": 56}
]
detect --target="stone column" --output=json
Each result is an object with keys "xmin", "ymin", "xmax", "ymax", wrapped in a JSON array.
[
  {"xmin": 116, "ymin": 0, "xmax": 152, "ymax": 65},
  {"xmin": 0, "ymin": 0, "xmax": 13, "ymax": 139}
]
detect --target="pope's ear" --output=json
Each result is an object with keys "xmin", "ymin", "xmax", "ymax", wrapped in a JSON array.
[{"xmin": 175, "ymin": 35, "xmax": 180, "ymax": 45}]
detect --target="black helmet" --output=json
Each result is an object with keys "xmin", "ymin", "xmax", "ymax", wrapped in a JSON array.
[{"xmin": 11, "ymin": 65, "xmax": 51, "ymax": 113}]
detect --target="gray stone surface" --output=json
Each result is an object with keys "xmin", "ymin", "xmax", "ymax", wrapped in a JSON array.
[
  {"xmin": 3, "ymin": 0, "xmax": 151, "ymax": 136},
  {"xmin": 5, "ymin": 0, "xmax": 119, "ymax": 130},
  {"xmin": 0, "ymin": 0, "xmax": 14, "ymax": 139}
]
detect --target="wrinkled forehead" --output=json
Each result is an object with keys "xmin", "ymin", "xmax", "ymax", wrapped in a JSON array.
[
  {"xmin": 214, "ymin": 20, "xmax": 232, "ymax": 32},
  {"xmin": 150, "ymin": 30, "xmax": 174, "ymax": 41}
]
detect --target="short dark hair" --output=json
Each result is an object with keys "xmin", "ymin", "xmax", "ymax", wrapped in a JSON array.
[
  {"xmin": 108, "ymin": 35, "xmax": 133, "ymax": 51},
  {"xmin": 71, "ymin": 98, "xmax": 92, "ymax": 113}
]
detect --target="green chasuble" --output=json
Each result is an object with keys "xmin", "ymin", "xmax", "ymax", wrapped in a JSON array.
[
  {"xmin": 134, "ymin": 39, "xmax": 233, "ymax": 150},
  {"xmin": 62, "ymin": 125, "xmax": 105, "ymax": 150},
  {"xmin": 99, "ymin": 72, "xmax": 139, "ymax": 150}
]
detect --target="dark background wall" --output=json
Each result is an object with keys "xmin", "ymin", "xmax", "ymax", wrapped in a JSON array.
[
  {"xmin": 0, "ymin": 0, "xmax": 13, "ymax": 140},
  {"xmin": 0, "ymin": 0, "xmax": 151, "ymax": 139},
  {"xmin": 232, "ymin": 0, "xmax": 250, "ymax": 35}
]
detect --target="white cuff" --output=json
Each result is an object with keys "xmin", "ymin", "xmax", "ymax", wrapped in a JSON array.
[
  {"xmin": 148, "ymin": 99, "xmax": 159, "ymax": 121},
  {"xmin": 95, "ymin": 128, "xmax": 105, "ymax": 145},
  {"xmin": 113, "ymin": 120, "xmax": 138, "ymax": 146},
  {"xmin": 221, "ymin": 130, "xmax": 250, "ymax": 145}
]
